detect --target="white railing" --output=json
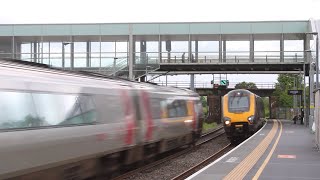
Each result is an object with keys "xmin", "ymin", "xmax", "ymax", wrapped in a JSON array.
[{"xmin": 153, "ymin": 81, "xmax": 276, "ymax": 89}]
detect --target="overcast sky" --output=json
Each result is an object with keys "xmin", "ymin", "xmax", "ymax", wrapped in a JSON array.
[
  {"xmin": 1, "ymin": 0, "xmax": 319, "ymax": 85},
  {"xmin": 1, "ymin": 0, "xmax": 319, "ymax": 23}
]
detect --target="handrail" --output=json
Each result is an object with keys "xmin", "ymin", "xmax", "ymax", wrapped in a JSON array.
[{"xmin": 152, "ymin": 81, "xmax": 276, "ymax": 89}]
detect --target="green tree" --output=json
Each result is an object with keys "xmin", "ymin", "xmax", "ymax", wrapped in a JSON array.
[
  {"xmin": 273, "ymin": 74, "xmax": 303, "ymax": 107},
  {"xmin": 200, "ymin": 96, "xmax": 208, "ymax": 116},
  {"xmin": 235, "ymin": 81, "xmax": 258, "ymax": 89},
  {"xmin": 262, "ymin": 97, "xmax": 270, "ymax": 118}
]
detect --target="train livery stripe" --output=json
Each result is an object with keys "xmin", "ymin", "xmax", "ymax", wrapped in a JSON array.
[
  {"xmin": 141, "ymin": 90, "xmax": 153, "ymax": 141},
  {"xmin": 121, "ymin": 90, "xmax": 135, "ymax": 145}
]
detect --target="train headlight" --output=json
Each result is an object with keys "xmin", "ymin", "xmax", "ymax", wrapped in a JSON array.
[
  {"xmin": 248, "ymin": 116, "xmax": 255, "ymax": 123},
  {"xmin": 223, "ymin": 117, "xmax": 231, "ymax": 126}
]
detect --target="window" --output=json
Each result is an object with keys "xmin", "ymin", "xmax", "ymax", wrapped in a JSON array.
[
  {"xmin": 166, "ymin": 100, "xmax": 188, "ymax": 118},
  {"xmin": 228, "ymin": 96, "xmax": 250, "ymax": 112},
  {"xmin": 0, "ymin": 91, "xmax": 97, "ymax": 130}
]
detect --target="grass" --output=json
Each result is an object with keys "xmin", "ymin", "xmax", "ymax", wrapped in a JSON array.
[{"xmin": 202, "ymin": 122, "xmax": 218, "ymax": 133}]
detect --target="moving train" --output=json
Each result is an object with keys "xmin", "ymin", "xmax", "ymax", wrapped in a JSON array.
[
  {"xmin": 0, "ymin": 59, "xmax": 203, "ymax": 179},
  {"xmin": 222, "ymin": 89, "xmax": 265, "ymax": 142}
]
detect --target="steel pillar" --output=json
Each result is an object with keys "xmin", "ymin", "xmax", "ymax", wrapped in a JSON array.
[
  {"xmin": 250, "ymin": 34, "xmax": 254, "ymax": 62},
  {"xmin": 159, "ymin": 35, "xmax": 162, "ymax": 63},
  {"xmin": 33, "ymin": 42, "xmax": 37, "ymax": 63},
  {"xmin": 190, "ymin": 74, "xmax": 195, "ymax": 91},
  {"xmin": 219, "ymin": 35, "xmax": 222, "ymax": 63},
  {"xmin": 62, "ymin": 43, "xmax": 65, "ymax": 68},
  {"xmin": 280, "ymin": 34, "xmax": 284, "ymax": 62},
  {"xmin": 86, "ymin": 41, "xmax": 91, "ymax": 67},
  {"xmin": 11, "ymin": 36, "xmax": 15, "ymax": 59},
  {"xmin": 223, "ymin": 40, "xmax": 226, "ymax": 62},
  {"xmin": 70, "ymin": 37, "xmax": 74, "ymax": 70},
  {"xmin": 195, "ymin": 40, "xmax": 198, "ymax": 63},
  {"xmin": 188, "ymin": 35, "xmax": 192, "ymax": 63},
  {"xmin": 305, "ymin": 34, "xmax": 312, "ymax": 127},
  {"xmin": 129, "ymin": 24, "xmax": 134, "ymax": 80}
]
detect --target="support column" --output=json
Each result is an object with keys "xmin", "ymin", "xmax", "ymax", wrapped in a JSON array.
[
  {"xmin": 11, "ymin": 36, "xmax": 15, "ymax": 59},
  {"xmin": 62, "ymin": 43, "xmax": 65, "ymax": 68},
  {"xmin": 166, "ymin": 40, "xmax": 171, "ymax": 63},
  {"xmin": 33, "ymin": 42, "xmax": 37, "ymax": 62},
  {"xmin": 250, "ymin": 34, "xmax": 254, "ymax": 62},
  {"xmin": 280, "ymin": 34, "xmax": 284, "ymax": 62},
  {"xmin": 190, "ymin": 74, "xmax": 195, "ymax": 91},
  {"xmin": 129, "ymin": 25, "xmax": 134, "ymax": 80},
  {"xmin": 219, "ymin": 35, "xmax": 222, "ymax": 63},
  {"xmin": 188, "ymin": 35, "xmax": 192, "ymax": 63},
  {"xmin": 223, "ymin": 40, "xmax": 226, "ymax": 62},
  {"xmin": 305, "ymin": 34, "xmax": 311, "ymax": 127},
  {"xmin": 165, "ymin": 75, "xmax": 168, "ymax": 86},
  {"xmin": 195, "ymin": 40, "xmax": 198, "ymax": 63},
  {"xmin": 15, "ymin": 42, "xmax": 21, "ymax": 60},
  {"xmin": 70, "ymin": 37, "xmax": 74, "ymax": 69},
  {"xmin": 86, "ymin": 41, "xmax": 91, "ymax": 67},
  {"xmin": 310, "ymin": 68, "xmax": 314, "ymax": 127},
  {"xmin": 158, "ymin": 35, "xmax": 162, "ymax": 63},
  {"xmin": 40, "ymin": 36, "xmax": 43, "ymax": 64}
]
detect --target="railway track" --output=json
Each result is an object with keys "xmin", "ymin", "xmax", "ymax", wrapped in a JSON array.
[
  {"xmin": 113, "ymin": 126, "xmax": 225, "ymax": 180},
  {"xmin": 172, "ymin": 144, "xmax": 233, "ymax": 180}
]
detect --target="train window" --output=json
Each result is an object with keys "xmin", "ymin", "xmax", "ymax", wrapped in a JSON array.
[
  {"xmin": 0, "ymin": 91, "xmax": 38, "ymax": 129},
  {"xmin": 33, "ymin": 94, "xmax": 97, "ymax": 126},
  {"xmin": 167, "ymin": 100, "xmax": 188, "ymax": 118},
  {"xmin": 228, "ymin": 96, "xmax": 250, "ymax": 112},
  {"xmin": 0, "ymin": 91, "xmax": 97, "ymax": 130}
]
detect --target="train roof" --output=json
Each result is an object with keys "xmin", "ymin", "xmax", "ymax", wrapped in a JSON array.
[
  {"xmin": 0, "ymin": 59, "xmax": 199, "ymax": 96},
  {"xmin": 225, "ymin": 89, "xmax": 261, "ymax": 98}
]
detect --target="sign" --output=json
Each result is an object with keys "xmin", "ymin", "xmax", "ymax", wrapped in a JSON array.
[
  {"xmin": 220, "ymin": 80, "xmax": 229, "ymax": 86},
  {"xmin": 288, "ymin": 90, "xmax": 302, "ymax": 95}
]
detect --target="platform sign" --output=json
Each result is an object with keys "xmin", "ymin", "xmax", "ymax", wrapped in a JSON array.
[
  {"xmin": 220, "ymin": 80, "xmax": 229, "ymax": 86},
  {"xmin": 288, "ymin": 90, "xmax": 302, "ymax": 95}
]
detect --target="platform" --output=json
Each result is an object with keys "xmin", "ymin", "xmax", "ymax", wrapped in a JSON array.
[{"xmin": 187, "ymin": 120, "xmax": 320, "ymax": 180}]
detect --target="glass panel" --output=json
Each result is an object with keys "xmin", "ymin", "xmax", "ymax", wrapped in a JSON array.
[
  {"xmin": 0, "ymin": 91, "xmax": 97, "ymax": 130},
  {"xmin": 0, "ymin": 91, "xmax": 38, "ymax": 129},
  {"xmin": 228, "ymin": 96, "xmax": 250, "ymax": 112},
  {"xmin": 33, "ymin": 93, "xmax": 96, "ymax": 125},
  {"xmin": 167, "ymin": 100, "xmax": 188, "ymax": 118}
]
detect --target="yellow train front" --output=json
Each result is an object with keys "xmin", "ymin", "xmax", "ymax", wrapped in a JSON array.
[{"xmin": 222, "ymin": 89, "xmax": 265, "ymax": 142}]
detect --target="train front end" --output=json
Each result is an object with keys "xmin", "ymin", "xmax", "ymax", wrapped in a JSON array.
[{"xmin": 222, "ymin": 90, "xmax": 255, "ymax": 141}]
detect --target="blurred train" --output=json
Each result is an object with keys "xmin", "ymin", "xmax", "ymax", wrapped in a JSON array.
[
  {"xmin": 0, "ymin": 59, "xmax": 203, "ymax": 180},
  {"xmin": 222, "ymin": 89, "xmax": 265, "ymax": 142}
]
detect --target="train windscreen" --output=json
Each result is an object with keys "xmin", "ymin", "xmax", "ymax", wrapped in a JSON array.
[{"xmin": 228, "ymin": 93, "xmax": 250, "ymax": 112}]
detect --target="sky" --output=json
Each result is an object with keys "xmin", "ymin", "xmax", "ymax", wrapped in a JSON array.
[{"xmin": 0, "ymin": 0, "xmax": 319, "ymax": 86}]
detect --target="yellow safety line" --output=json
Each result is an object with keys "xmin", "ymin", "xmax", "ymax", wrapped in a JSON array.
[
  {"xmin": 223, "ymin": 120, "xmax": 278, "ymax": 180},
  {"xmin": 252, "ymin": 120, "xmax": 283, "ymax": 180}
]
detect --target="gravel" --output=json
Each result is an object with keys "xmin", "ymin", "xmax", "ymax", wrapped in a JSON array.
[{"xmin": 123, "ymin": 134, "xmax": 230, "ymax": 180}]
